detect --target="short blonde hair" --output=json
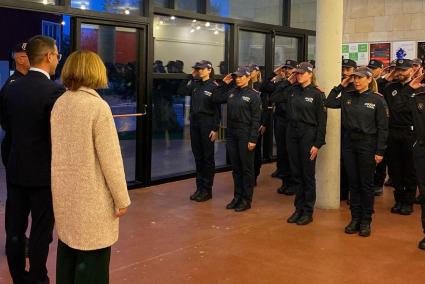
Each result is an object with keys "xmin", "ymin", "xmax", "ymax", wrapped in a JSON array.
[{"xmin": 61, "ymin": 50, "xmax": 108, "ymax": 91}]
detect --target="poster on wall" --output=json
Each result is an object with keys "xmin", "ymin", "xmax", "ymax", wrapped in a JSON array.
[
  {"xmin": 391, "ymin": 41, "xmax": 416, "ymax": 60},
  {"xmin": 342, "ymin": 43, "xmax": 369, "ymax": 65},
  {"xmin": 417, "ymin": 42, "xmax": 425, "ymax": 63},
  {"xmin": 370, "ymin": 43, "xmax": 391, "ymax": 67}
]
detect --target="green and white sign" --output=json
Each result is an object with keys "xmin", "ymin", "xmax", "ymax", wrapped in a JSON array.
[{"xmin": 342, "ymin": 43, "xmax": 369, "ymax": 65}]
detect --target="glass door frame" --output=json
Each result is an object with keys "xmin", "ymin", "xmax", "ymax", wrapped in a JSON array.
[{"xmin": 72, "ymin": 17, "xmax": 149, "ymax": 188}]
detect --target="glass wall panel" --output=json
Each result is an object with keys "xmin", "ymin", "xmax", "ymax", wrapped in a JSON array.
[
  {"xmin": 238, "ymin": 31, "xmax": 266, "ymax": 68},
  {"xmin": 290, "ymin": 0, "xmax": 316, "ymax": 30},
  {"xmin": 80, "ymin": 24, "xmax": 139, "ymax": 181},
  {"xmin": 16, "ymin": 0, "xmax": 56, "ymax": 4},
  {"xmin": 71, "ymin": 0, "xmax": 144, "ymax": 16},
  {"xmin": 274, "ymin": 36, "xmax": 298, "ymax": 68},
  {"xmin": 308, "ymin": 35, "xmax": 316, "ymax": 60},
  {"xmin": 209, "ymin": 0, "xmax": 283, "ymax": 25},
  {"xmin": 176, "ymin": 0, "xmax": 198, "ymax": 12},
  {"xmin": 152, "ymin": 15, "xmax": 228, "ymax": 179},
  {"xmin": 154, "ymin": 0, "xmax": 169, "ymax": 8}
]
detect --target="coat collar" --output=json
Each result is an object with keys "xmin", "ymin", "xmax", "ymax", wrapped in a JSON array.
[{"xmin": 77, "ymin": 87, "xmax": 101, "ymax": 98}]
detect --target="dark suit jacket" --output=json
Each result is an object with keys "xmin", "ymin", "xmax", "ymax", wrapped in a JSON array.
[{"xmin": 0, "ymin": 70, "xmax": 65, "ymax": 187}]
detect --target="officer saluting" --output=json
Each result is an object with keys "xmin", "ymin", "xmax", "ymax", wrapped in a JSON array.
[
  {"xmin": 383, "ymin": 59, "xmax": 417, "ymax": 215},
  {"xmin": 326, "ymin": 66, "xmax": 389, "ymax": 237},
  {"xmin": 212, "ymin": 67, "xmax": 261, "ymax": 212}
]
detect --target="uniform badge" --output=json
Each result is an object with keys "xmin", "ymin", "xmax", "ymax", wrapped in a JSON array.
[
  {"xmin": 418, "ymin": 102, "xmax": 424, "ymax": 111},
  {"xmin": 346, "ymin": 99, "xmax": 352, "ymax": 105},
  {"xmin": 242, "ymin": 96, "xmax": 251, "ymax": 102},
  {"xmin": 392, "ymin": 90, "xmax": 398, "ymax": 96},
  {"xmin": 305, "ymin": 97, "xmax": 314, "ymax": 103},
  {"xmin": 364, "ymin": 102, "xmax": 376, "ymax": 109},
  {"xmin": 204, "ymin": 91, "xmax": 212, "ymax": 96}
]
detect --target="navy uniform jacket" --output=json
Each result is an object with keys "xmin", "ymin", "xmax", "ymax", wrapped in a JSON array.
[
  {"xmin": 0, "ymin": 71, "xmax": 65, "ymax": 187},
  {"xmin": 178, "ymin": 77, "xmax": 220, "ymax": 131},
  {"xmin": 212, "ymin": 83, "xmax": 261, "ymax": 143},
  {"xmin": 269, "ymin": 80, "xmax": 292, "ymax": 121},
  {"xmin": 252, "ymin": 81, "xmax": 271, "ymax": 127},
  {"xmin": 325, "ymin": 89, "xmax": 389, "ymax": 156},
  {"xmin": 383, "ymin": 81, "xmax": 414, "ymax": 128},
  {"xmin": 0, "ymin": 70, "xmax": 26, "ymax": 166}
]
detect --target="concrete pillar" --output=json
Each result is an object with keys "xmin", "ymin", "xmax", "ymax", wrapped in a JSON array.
[{"xmin": 315, "ymin": 0, "xmax": 343, "ymax": 209}]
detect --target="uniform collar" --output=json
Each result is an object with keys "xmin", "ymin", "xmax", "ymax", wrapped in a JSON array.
[
  {"xmin": 29, "ymin": 67, "xmax": 50, "ymax": 80},
  {"xmin": 77, "ymin": 86, "xmax": 101, "ymax": 98}
]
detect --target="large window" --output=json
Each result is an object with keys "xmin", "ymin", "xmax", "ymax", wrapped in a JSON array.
[
  {"xmin": 290, "ymin": 0, "xmax": 316, "ymax": 30},
  {"xmin": 152, "ymin": 15, "xmax": 228, "ymax": 179},
  {"xmin": 71, "ymin": 0, "xmax": 144, "ymax": 16},
  {"xmin": 209, "ymin": 0, "xmax": 283, "ymax": 25},
  {"xmin": 176, "ymin": 0, "xmax": 199, "ymax": 12},
  {"xmin": 238, "ymin": 31, "xmax": 266, "ymax": 68},
  {"xmin": 274, "ymin": 36, "xmax": 298, "ymax": 67},
  {"xmin": 17, "ymin": 0, "xmax": 56, "ymax": 4},
  {"xmin": 308, "ymin": 35, "xmax": 316, "ymax": 60},
  {"xmin": 154, "ymin": 0, "xmax": 169, "ymax": 8}
]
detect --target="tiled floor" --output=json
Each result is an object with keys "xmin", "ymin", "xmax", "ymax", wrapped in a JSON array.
[{"xmin": 1, "ymin": 163, "xmax": 425, "ymax": 284}]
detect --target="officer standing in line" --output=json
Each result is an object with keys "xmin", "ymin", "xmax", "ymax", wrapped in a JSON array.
[
  {"xmin": 383, "ymin": 59, "xmax": 417, "ymax": 215},
  {"xmin": 247, "ymin": 64, "xmax": 271, "ymax": 185},
  {"xmin": 212, "ymin": 67, "xmax": 261, "ymax": 212},
  {"xmin": 328, "ymin": 58, "xmax": 357, "ymax": 201},
  {"xmin": 178, "ymin": 60, "xmax": 220, "ymax": 202},
  {"xmin": 0, "ymin": 43, "xmax": 30, "ymax": 167},
  {"xmin": 368, "ymin": 59, "xmax": 388, "ymax": 196},
  {"xmin": 404, "ymin": 73, "xmax": 425, "ymax": 249},
  {"xmin": 271, "ymin": 62, "xmax": 327, "ymax": 225},
  {"xmin": 326, "ymin": 67, "xmax": 388, "ymax": 237}
]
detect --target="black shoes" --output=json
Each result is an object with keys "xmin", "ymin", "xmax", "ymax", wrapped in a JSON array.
[
  {"xmin": 296, "ymin": 215, "xmax": 313, "ymax": 225},
  {"xmin": 400, "ymin": 204, "xmax": 413, "ymax": 215},
  {"xmin": 271, "ymin": 170, "xmax": 280, "ymax": 178},
  {"xmin": 345, "ymin": 221, "xmax": 360, "ymax": 234},
  {"xmin": 195, "ymin": 191, "xmax": 212, "ymax": 202},
  {"xmin": 419, "ymin": 237, "xmax": 425, "ymax": 250},
  {"xmin": 391, "ymin": 202, "xmax": 402, "ymax": 214},
  {"xmin": 384, "ymin": 178, "xmax": 393, "ymax": 187},
  {"xmin": 277, "ymin": 185, "xmax": 295, "ymax": 196},
  {"xmin": 226, "ymin": 198, "xmax": 241, "ymax": 209},
  {"xmin": 359, "ymin": 223, "xmax": 371, "ymax": 237},
  {"xmin": 374, "ymin": 186, "xmax": 383, "ymax": 196},
  {"xmin": 190, "ymin": 190, "xmax": 201, "ymax": 200},
  {"xmin": 287, "ymin": 211, "xmax": 302, "ymax": 223},
  {"xmin": 234, "ymin": 200, "xmax": 251, "ymax": 212}
]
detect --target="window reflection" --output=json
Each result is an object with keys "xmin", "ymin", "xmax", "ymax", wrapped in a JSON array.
[
  {"xmin": 290, "ymin": 0, "xmax": 316, "ymax": 30},
  {"xmin": 274, "ymin": 36, "xmax": 298, "ymax": 67},
  {"xmin": 71, "ymin": 0, "xmax": 144, "ymax": 16}
]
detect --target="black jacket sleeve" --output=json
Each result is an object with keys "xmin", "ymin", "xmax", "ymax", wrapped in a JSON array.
[
  {"xmin": 250, "ymin": 94, "xmax": 262, "ymax": 144},
  {"xmin": 212, "ymin": 82, "xmax": 233, "ymax": 104},
  {"xmin": 391, "ymin": 85, "xmax": 416, "ymax": 113},
  {"xmin": 177, "ymin": 76, "xmax": 196, "ymax": 96},
  {"xmin": 260, "ymin": 76, "xmax": 280, "ymax": 94},
  {"xmin": 325, "ymin": 85, "xmax": 344, "ymax": 108},
  {"xmin": 375, "ymin": 96, "xmax": 389, "ymax": 156},
  {"xmin": 260, "ymin": 92, "xmax": 271, "ymax": 126},
  {"xmin": 269, "ymin": 80, "xmax": 291, "ymax": 103},
  {"xmin": 314, "ymin": 92, "xmax": 327, "ymax": 148}
]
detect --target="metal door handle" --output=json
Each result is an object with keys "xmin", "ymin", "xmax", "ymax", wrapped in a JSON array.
[{"xmin": 112, "ymin": 105, "xmax": 147, "ymax": 118}]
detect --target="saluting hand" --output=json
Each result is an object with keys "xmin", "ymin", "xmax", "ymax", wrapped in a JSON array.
[
  {"xmin": 223, "ymin": 74, "xmax": 233, "ymax": 84},
  {"xmin": 341, "ymin": 76, "xmax": 353, "ymax": 87},
  {"xmin": 209, "ymin": 131, "xmax": 218, "ymax": 142},
  {"xmin": 115, "ymin": 206, "xmax": 129, "ymax": 218},
  {"xmin": 309, "ymin": 146, "xmax": 319, "ymax": 161},
  {"xmin": 384, "ymin": 69, "xmax": 396, "ymax": 81},
  {"xmin": 375, "ymin": 155, "xmax": 383, "ymax": 164},
  {"xmin": 409, "ymin": 73, "xmax": 425, "ymax": 89},
  {"xmin": 288, "ymin": 73, "xmax": 297, "ymax": 84},
  {"xmin": 248, "ymin": 142, "xmax": 256, "ymax": 151}
]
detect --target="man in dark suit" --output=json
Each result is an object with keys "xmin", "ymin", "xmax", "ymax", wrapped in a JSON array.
[{"xmin": 0, "ymin": 35, "xmax": 65, "ymax": 284}]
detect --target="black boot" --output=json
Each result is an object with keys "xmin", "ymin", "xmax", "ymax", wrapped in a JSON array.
[
  {"xmin": 400, "ymin": 204, "xmax": 413, "ymax": 215},
  {"xmin": 419, "ymin": 237, "xmax": 425, "ymax": 250},
  {"xmin": 359, "ymin": 223, "xmax": 371, "ymax": 237},
  {"xmin": 391, "ymin": 190, "xmax": 402, "ymax": 214},
  {"xmin": 195, "ymin": 191, "xmax": 212, "ymax": 202},
  {"xmin": 234, "ymin": 199, "xmax": 251, "ymax": 212},
  {"xmin": 344, "ymin": 220, "xmax": 360, "ymax": 234},
  {"xmin": 384, "ymin": 178, "xmax": 393, "ymax": 187},
  {"xmin": 226, "ymin": 197, "xmax": 241, "ymax": 209},
  {"xmin": 287, "ymin": 211, "xmax": 302, "ymax": 223},
  {"xmin": 374, "ymin": 186, "xmax": 383, "ymax": 196},
  {"xmin": 190, "ymin": 190, "xmax": 201, "ymax": 200},
  {"xmin": 296, "ymin": 215, "xmax": 313, "ymax": 225}
]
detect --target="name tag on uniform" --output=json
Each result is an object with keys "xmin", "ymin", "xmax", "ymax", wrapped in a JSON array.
[
  {"xmin": 392, "ymin": 90, "xmax": 398, "ymax": 96},
  {"xmin": 204, "ymin": 91, "xmax": 212, "ymax": 96},
  {"xmin": 242, "ymin": 96, "xmax": 251, "ymax": 102},
  {"xmin": 364, "ymin": 102, "xmax": 376, "ymax": 109},
  {"xmin": 305, "ymin": 97, "xmax": 314, "ymax": 103}
]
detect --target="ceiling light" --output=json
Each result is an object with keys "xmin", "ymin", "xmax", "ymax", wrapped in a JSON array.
[
  {"xmin": 61, "ymin": 20, "xmax": 66, "ymax": 26},
  {"xmin": 42, "ymin": 0, "xmax": 48, "ymax": 4},
  {"xmin": 214, "ymin": 30, "xmax": 219, "ymax": 35},
  {"xmin": 190, "ymin": 28, "xmax": 195, "ymax": 33},
  {"xmin": 81, "ymin": 4, "xmax": 86, "ymax": 10},
  {"xmin": 159, "ymin": 20, "xmax": 164, "ymax": 25},
  {"xmin": 205, "ymin": 22, "xmax": 210, "ymax": 27},
  {"xmin": 192, "ymin": 19, "xmax": 197, "ymax": 23},
  {"xmin": 196, "ymin": 26, "xmax": 201, "ymax": 30},
  {"xmin": 124, "ymin": 9, "xmax": 130, "ymax": 15},
  {"xmin": 170, "ymin": 16, "xmax": 176, "ymax": 20}
]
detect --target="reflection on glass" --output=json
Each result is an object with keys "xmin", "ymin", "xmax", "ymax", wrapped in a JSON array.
[
  {"xmin": 238, "ymin": 31, "xmax": 266, "ymax": 67},
  {"xmin": 290, "ymin": 0, "xmax": 316, "ymax": 30},
  {"xmin": 274, "ymin": 36, "xmax": 298, "ymax": 67},
  {"xmin": 176, "ymin": 0, "xmax": 198, "ymax": 12},
  {"xmin": 153, "ymin": 15, "xmax": 228, "ymax": 74},
  {"xmin": 209, "ymin": 0, "xmax": 283, "ymax": 25},
  {"xmin": 151, "ymin": 79, "xmax": 227, "ymax": 179},
  {"xmin": 154, "ymin": 0, "xmax": 169, "ymax": 8},
  {"xmin": 80, "ymin": 24, "xmax": 138, "ymax": 181},
  {"xmin": 17, "ymin": 0, "xmax": 56, "ymax": 4},
  {"xmin": 308, "ymin": 36, "xmax": 316, "ymax": 60},
  {"xmin": 71, "ymin": 0, "xmax": 144, "ymax": 16}
]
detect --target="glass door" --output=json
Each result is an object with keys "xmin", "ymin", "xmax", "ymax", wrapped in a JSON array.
[{"xmin": 74, "ymin": 19, "xmax": 147, "ymax": 184}]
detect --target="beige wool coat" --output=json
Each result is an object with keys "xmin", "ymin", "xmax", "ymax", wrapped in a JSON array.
[{"xmin": 51, "ymin": 87, "xmax": 131, "ymax": 251}]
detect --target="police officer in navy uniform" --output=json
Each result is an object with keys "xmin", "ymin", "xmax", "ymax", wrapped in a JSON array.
[
  {"xmin": 178, "ymin": 60, "xmax": 220, "ymax": 202},
  {"xmin": 247, "ymin": 64, "xmax": 271, "ymax": 185},
  {"xmin": 326, "ymin": 67, "xmax": 389, "ymax": 237},
  {"xmin": 0, "ymin": 43, "xmax": 30, "ymax": 167},
  {"xmin": 328, "ymin": 58, "xmax": 357, "ymax": 201},
  {"xmin": 272, "ymin": 62, "xmax": 327, "ymax": 225},
  {"xmin": 383, "ymin": 59, "xmax": 418, "ymax": 215},
  {"xmin": 212, "ymin": 67, "xmax": 261, "ymax": 211},
  {"xmin": 403, "ymin": 73, "xmax": 425, "ymax": 249}
]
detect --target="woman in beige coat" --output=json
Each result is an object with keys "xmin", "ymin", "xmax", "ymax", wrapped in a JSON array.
[{"xmin": 51, "ymin": 50, "xmax": 131, "ymax": 284}]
